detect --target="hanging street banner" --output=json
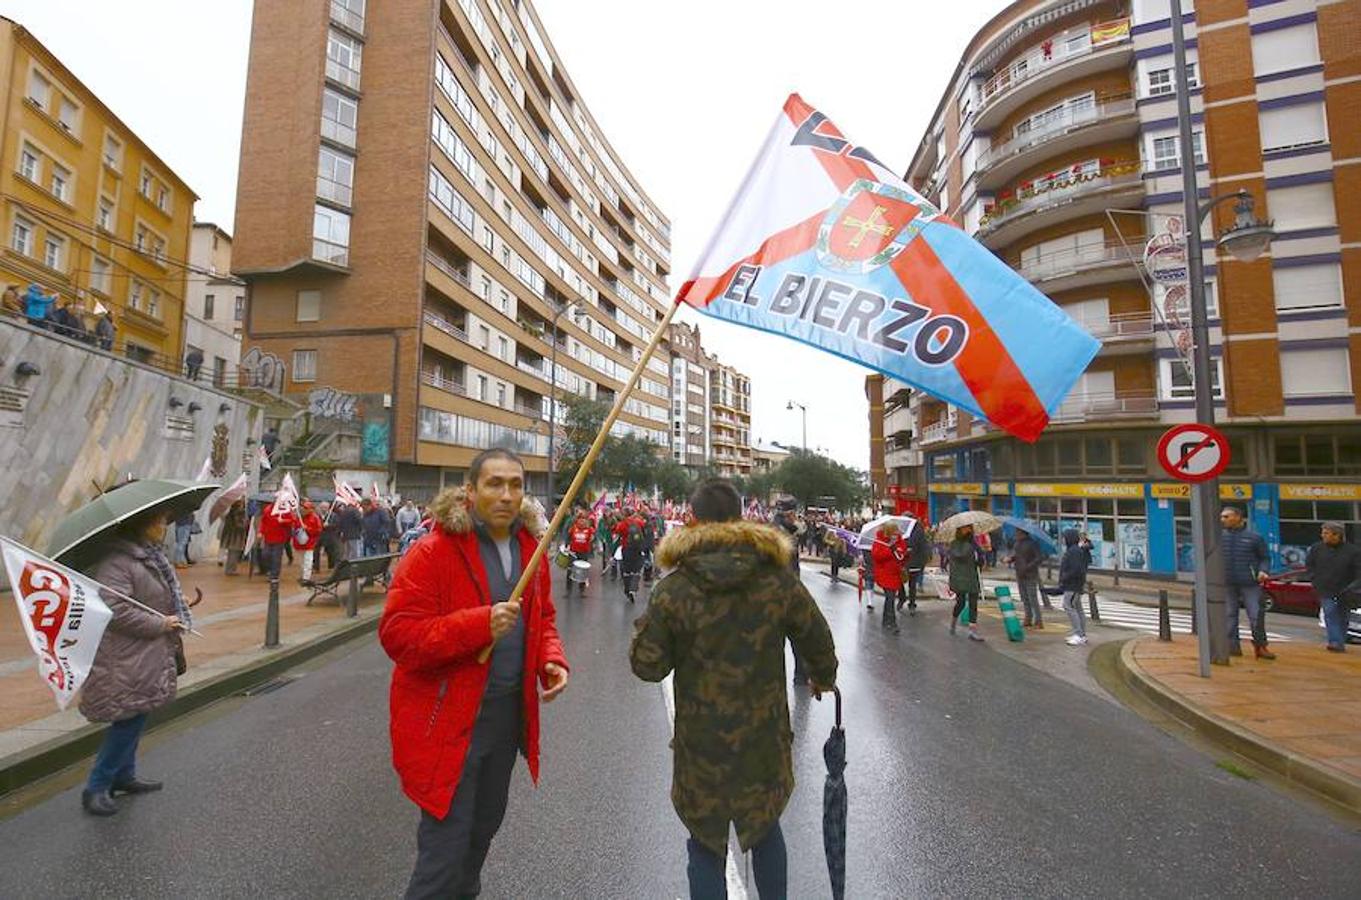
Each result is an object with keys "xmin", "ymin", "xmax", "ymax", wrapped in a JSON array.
[
  {"xmin": 676, "ymin": 94, "xmax": 1100, "ymax": 442},
  {"xmin": 1, "ymin": 538, "xmax": 114, "ymax": 710}
]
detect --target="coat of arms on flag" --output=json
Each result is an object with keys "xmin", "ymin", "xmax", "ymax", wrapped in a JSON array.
[{"xmin": 677, "ymin": 94, "xmax": 1100, "ymax": 442}]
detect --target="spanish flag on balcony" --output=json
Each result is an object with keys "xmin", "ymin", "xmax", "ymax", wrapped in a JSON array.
[{"xmin": 676, "ymin": 94, "xmax": 1100, "ymax": 443}]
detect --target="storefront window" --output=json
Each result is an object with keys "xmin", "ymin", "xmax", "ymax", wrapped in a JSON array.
[
  {"xmin": 930, "ymin": 453, "xmax": 956, "ymax": 481},
  {"xmin": 1173, "ymin": 500, "xmax": 1193, "ymax": 572},
  {"xmin": 1023, "ymin": 496, "xmax": 1148, "ymax": 570},
  {"xmin": 1278, "ymin": 500, "xmax": 1361, "ymax": 568}
]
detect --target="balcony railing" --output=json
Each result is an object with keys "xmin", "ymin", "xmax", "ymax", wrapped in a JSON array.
[
  {"xmin": 1050, "ymin": 391, "xmax": 1158, "ymax": 423},
  {"xmin": 423, "ymin": 310, "xmax": 468, "ymax": 343},
  {"xmin": 920, "ymin": 422, "xmax": 949, "ymax": 445},
  {"xmin": 421, "ymin": 369, "xmax": 465, "ymax": 396},
  {"xmin": 311, "ymin": 238, "xmax": 349, "ymax": 268},
  {"xmin": 978, "ymin": 160, "xmax": 1141, "ymax": 234},
  {"xmin": 316, "ymin": 176, "xmax": 352, "ymax": 207},
  {"xmin": 1015, "ymin": 241, "xmax": 1131, "ymax": 283},
  {"xmin": 325, "ymin": 59, "xmax": 360, "ymax": 92},
  {"xmin": 425, "ymin": 250, "xmax": 470, "ymax": 287},
  {"xmin": 321, "ymin": 116, "xmax": 356, "ymax": 148},
  {"xmin": 1076, "ymin": 312, "xmax": 1155, "ymax": 342},
  {"xmin": 978, "ymin": 19, "xmax": 1131, "ymax": 112},
  {"xmin": 979, "ymin": 96, "xmax": 1135, "ymax": 171}
]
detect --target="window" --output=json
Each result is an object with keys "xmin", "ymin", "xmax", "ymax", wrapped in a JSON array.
[
  {"xmin": 129, "ymin": 280, "xmax": 143, "ymax": 311},
  {"xmin": 11, "ymin": 216, "xmax": 33, "ymax": 256},
  {"xmin": 103, "ymin": 134, "xmax": 122, "ymax": 170},
  {"xmin": 476, "ymin": 374, "xmax": 488, "ymax": 401},
  {"xmin": 97, "ymin": 196, "xmax": 114, "ymax": 231},
  {"xmin": 291, "ymin": 290, "xmax": 319, "ymax": 322},
  {"xmin": 1251, "ymin": 23, "xmax": 1320, "ymax": 76},
  {"xmin": 203, "ymin": 294, "xmax": 215, "ymax": 320},
  {"xmin": 317, "ymin": 146, "xmax": 355, "ymax": 206},
  {"xmin": 321, "ymin": 89, "xmax": 358, "ymax": 146},
  {"xmin": 19, "ymin": 144, "xmax": 39, "ymax": 181},
  {"xmin": 1260, "ymin": 102, "xmax": 1327, "ymax": 153},
  {"xmin": 1162, "ymin": 357, "xmax": 1223, "ymax": 400},
  {"xmin": 139, "ymin": 170, "xmax": 152, "ymax": 198},
  {"xmin": 49, "ymin": 164, "xmax": 70, "ymax": 202},
  {"xmin": 326, "ymin": 29, "xmax": 362, "ymax": 89},
  {"xmin": 331, "ymin": 0, "xmax": 365, "ymax": 31},
  {"xmin": 147, "ymin": 289, "xmax": 161, "ymax": 318},
  {"xmin": 1146, "ymin": 62, "xmax": 1197, "ymax": 97},
  {"xmin": 496, "ymin": 383, "xmax": 507, "ymax": 406},
  {"xmin": 1156, "ymin": 277, "xmax": 1218, "ymax": 319},
  {"xmin": 1147, "ymin": 130, "xmax": 1204, "ymax": 170},
  {"xmin": 1281, "ymin": 348, "xmax": 1350, "ymax": 398},
  {"xmin": 478, "ymin": 324, "xmax": 491, "ymax": 350},
  {"xmin": 292, "ymin": 349, "xmax": 318, "ymax": 382},
  {"xmin": 43, "ymin": 234, "xmax": 64, "ymax": 270},
  {"xmin": 234, "ymin": 296, "xmax": 245, "ymax": 321},
  {"xmin": 57, "ymin": 98, "xmax": 78, "ymax": 133},
  {"xmin": 90, "ymin": 256, "xmax": 111, "ymax": 295},
  {"xmin": 27, "ymin": 69, "xmax": 50, "ymax": 107},
  {"xmin": 428, "ymin": 165, "xmax": 474, "ymax": 233},
  {"xmin": 1267, "ymin": 182, "xmax": 1336, "ymax": 232},
  {"xmin": 481, "ymin": 225, "xmax": 494, "ymax": 252},
  {"xmin": 312, "ymin": 204, "xmax": 351, "ymax": 266},
  {"xmin": 157, "ymin": 187, "xmax": 170, "ymax": 213},
  {"xmin": 1274, "ymin": 263, "xmax": 1342, "ymax": 312},
  {"xmin": 498, "ymin": 335, "xmax": 509, "ymax": 360}
]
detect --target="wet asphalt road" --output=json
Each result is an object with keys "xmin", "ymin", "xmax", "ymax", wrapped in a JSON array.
[{"xmin": 1, "ymin": 563, "xmax": 1360, "ymax": 899}]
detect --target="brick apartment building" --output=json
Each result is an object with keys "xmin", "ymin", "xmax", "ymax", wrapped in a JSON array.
[
  {"xmin": 885, "ymin": 0, "xmax": 1360, "ymax": 576},
  {"xmin": 233, "ymin": 0, "xmax": 674, "ymax": 498}
]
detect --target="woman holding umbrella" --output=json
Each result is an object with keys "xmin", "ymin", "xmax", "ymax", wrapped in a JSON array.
[{"xmin": 48, "ymin": 479, "xmax": 215, "ymax": 817}]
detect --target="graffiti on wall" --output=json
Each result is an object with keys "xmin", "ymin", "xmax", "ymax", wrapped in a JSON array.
[
  {"xmin": 239, "ymin": 348, "xmax": 285, "ymax": 394},
  {"xmin": 308, "ymin": 387, "xmax": 358, "ymax": 423}
]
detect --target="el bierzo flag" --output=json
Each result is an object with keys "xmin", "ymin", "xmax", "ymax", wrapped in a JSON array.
[
  {"xmin": 677, "ymin": 94, "xmax": 1100, "ymax": 442},
  {"xmin": 2, "ymin": 537, "xmax": 114, "ymax": 710}
]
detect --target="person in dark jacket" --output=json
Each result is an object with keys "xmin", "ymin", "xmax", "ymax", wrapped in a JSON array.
[
  {"xmin": 945, "ymin": 525, "xmax": 985, "ymax": 641},
  {"xmin": 362, "ymin": 499, "xmax": 393, "ymax": 556},
  {"xmin": 1306, "ymin": 522, "xmax": 1361, "ymax": 652},
  {"xmin": 901, "ymin": 518, "xmax": 931, "ymax": 614},
  {"xmin": 1009, "ymin": 530, "xmax": 1047, "ymax": 628},
  {"xmin": 316, "ymin": 501, "xmax": 340, "ymax": 573},
  {"xmin": 1219, "ymin": 507, "xmax": 1275, "ymax": 659},
  {"xmin": 95, "ymin": 310, "xmax": 115, "ymax": 351},
  {"xmin": 630, "ymin": 478, "xmax": 837, "ymax": 900},
  {"xmin": 336, "ymin": 501, "xmax": 363, "ymax": 561},
  {"xmin": 1058, "ymin": 528, "xmax": 1091, "ymax": 646}
]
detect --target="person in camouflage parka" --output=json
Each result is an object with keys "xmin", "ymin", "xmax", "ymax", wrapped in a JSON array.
[{"xmin": 630, "ymin": 478, "xmax": 838, "ymax": 888}]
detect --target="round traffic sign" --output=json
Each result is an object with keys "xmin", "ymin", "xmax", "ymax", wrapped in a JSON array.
[{"xmin": 1157, "ymin": 424, "xmax": 1231, "ymax": 483}]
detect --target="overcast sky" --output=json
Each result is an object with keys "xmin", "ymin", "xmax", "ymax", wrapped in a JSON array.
[{"xmin": 2, "ymin": 0, "xmax": 1004, "ymax": 470}]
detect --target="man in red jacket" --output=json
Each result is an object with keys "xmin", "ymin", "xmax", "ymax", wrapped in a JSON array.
[
  {"xmin": 380, "ymin": 448, "xmax": 569, "ymax": 899},
  {"xmin": 871, "ymin": 524, "xmax": 908, "ymax": 635},
  {"xmin": 564, "ymin": 512, "xmax": 596, "ymax": 596}
]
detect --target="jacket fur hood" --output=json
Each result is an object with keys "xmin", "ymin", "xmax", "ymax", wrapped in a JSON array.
[
  {"xmin": 657, "ymin": 520, "xmax": 794, "ymax": 570},
  {"xmin": 427, "ymin": 486, "xmax": 547, "ymax": 539}
]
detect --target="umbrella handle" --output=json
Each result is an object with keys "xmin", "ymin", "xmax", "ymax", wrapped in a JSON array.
[{"xmin": 833, "ymin": 685, "xmax": 842, "ymax": 729}]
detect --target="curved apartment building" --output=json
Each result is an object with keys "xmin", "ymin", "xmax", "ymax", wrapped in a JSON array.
[
  {"xmin": 894, "ymin": 0, "xmax": 1359, "ymax": 575},
  {"xmin": 233, "ymin": 0, "xmax": 673, "ymax": 498}
]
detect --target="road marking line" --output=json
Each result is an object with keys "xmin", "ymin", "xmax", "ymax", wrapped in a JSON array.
[{"xmin": 661, "ymin": 674, "xmax": 749, "ymax": 900}]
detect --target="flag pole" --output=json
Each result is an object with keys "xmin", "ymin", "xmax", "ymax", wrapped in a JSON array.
[{"xmin": 477, "ymin": 299, "xmax": 684, "ymax": 663}]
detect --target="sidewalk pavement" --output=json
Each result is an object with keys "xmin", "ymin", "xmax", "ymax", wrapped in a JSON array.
[
  {"xmin": 1, "ymin": 552, "xmax": 386, "ymax": 795},
  {"xmin": 1119, "ymin": 636, "xmax": 1361, "ymax": 813}
]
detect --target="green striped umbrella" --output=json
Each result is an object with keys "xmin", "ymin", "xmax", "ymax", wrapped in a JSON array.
[{"xmin": 47, "ymin": 479, "xmax": 220, "ymax": 564}]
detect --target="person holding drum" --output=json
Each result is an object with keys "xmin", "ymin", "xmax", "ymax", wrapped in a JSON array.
[{"xmin": 565, "ymin": 512, "xmax": 596, "ymax": 597}]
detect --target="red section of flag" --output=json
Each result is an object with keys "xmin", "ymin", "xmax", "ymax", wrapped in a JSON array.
[
  {"xmin": 826, "ymin": 191, "xmax": 920, "ymax": 263},
  {"xmin": 676, "ymin": 210, "xmax": 825, "ymax": 308},
  {"xmin": 888, "ymin": 240, "xmax": 1049, "ymax": 442}
]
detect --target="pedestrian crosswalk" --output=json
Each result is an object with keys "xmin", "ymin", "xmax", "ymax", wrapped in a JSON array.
[{"xmin": 975, "ymin": 581, "xmax": 1295, "ymax": 643}]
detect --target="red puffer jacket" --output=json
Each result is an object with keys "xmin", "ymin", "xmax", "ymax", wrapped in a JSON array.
[
  {"xmin": 258, "ymin": 508, "xmax": 297, "ymax": 546},
  {"xmin": 870, "ymin": 535, "xmax": 907, "ymax": 591},
  {"xmin": 293, "ymin": 511, "xmax": 322, "ymax": 550},
  {"xmin": 379, "ymin": 487, "xmax": 568, "ymax": 819}
]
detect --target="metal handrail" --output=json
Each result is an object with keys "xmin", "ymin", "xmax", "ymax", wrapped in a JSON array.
[
  {"xmin": 1050, "ymin": 391, "xmax": 1159, "ymax": 423},
  {"xmin": 978, "ymin": 19, "xmax": 1130, "ymax": 111},
  {"xmin": 1015, "ymin": 241, "xmax": 1131, "ymax": 281},
  {"xmin": 425, "ymin": 250, "xmax": 470, "ymax": 287},
  {"xmin": 422, "ymin": 310, "xmax": 468, "ymax": 342},
  {"xmin": 978, "ymin": 162, "xmax": 1142, "ymax": 233}
]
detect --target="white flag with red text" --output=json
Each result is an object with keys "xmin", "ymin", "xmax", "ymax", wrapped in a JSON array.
[
  {"xmin": 334, "ymin": 475, "xmax": 363, "ymax": 507},
  {"xmin": 256, "ymin": 444, "xmax": 272, "ymax": 472},
  {"xmin": 1, "ymin": 538, "xmax": 114, "ymax": 710},
  {"xmin": 271, "ymin": 473, "xmax": 300, "ymax": 519}
]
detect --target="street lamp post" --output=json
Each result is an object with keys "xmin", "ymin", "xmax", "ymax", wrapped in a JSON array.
[
  {"xmin": 1171, "ymin": 0, "xmax": 1275, "ymax": 676},
  {"xmin": 786, "ymin": 400, "xmax": 807, "ymax": 451},
  {"xmin": 546, "ymin": 297, "xmax": 586, "ymax": 511}
]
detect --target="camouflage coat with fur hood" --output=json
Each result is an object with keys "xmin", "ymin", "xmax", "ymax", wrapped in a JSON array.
[{"xmin": 629, "ymin": 520, "xmax": 838, "ymax": 856}]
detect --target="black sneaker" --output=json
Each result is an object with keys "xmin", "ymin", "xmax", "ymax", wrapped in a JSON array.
[
  {"xmin": 111, "ymin": 777, "xmax": 163, "ymax": 795},
  {"xmin": 81, "ymin": 789, "xmax": 118, "ymax": 816}
]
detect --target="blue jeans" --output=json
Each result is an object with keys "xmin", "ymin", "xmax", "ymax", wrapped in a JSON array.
[
  {"xmin": 686, "ymin": 821, "xmax": 786, "ymax": 900},
  {"xmin": 1322, "ymin": 596, "xmax": 1349, "ymax": 648},
  {"xmin": 1225, "ymin": 584, "xmax": 1266, "ymax": 648},
  {"xmin": 86, "ymin": 714, "xmax": 148, "ymax": 792},
  {"xmin": 174, "ymin": 523, "xmax": 192, "ymax": 564}
]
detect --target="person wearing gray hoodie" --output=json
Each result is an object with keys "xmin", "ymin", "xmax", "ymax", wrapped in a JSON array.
[{"xmin": 1058, "ymin": 529, "xmax": 1091, "ymax": 646}]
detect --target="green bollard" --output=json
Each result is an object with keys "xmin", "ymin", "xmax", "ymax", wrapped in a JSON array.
[{"xmin": 995, "ymin": 585, "xmax": 1025, "ymax": 642}]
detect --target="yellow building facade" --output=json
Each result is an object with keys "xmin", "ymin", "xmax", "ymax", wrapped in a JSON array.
[{"xmin": 0, "ymin": 18, "xmax": 195, "ymax": 363}]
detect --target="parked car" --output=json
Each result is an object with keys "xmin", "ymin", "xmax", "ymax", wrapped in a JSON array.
[{"xmin": 1262, "ymin": 569, "xmax": 1361, "ymax": 643}]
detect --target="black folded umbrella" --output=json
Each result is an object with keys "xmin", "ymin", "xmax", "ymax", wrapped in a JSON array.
[{"xmin": 823, "ymin": 686, "xmax": 847, "ymax": 900}]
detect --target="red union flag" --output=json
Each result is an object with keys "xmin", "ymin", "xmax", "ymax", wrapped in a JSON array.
[
  {"xmin": 1, "ymin": 538, "xmax": 114, "ymax": 710},
  {"xmin": 677, "ymin": 94, "xmax": 1100, "ymax": 442}
]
